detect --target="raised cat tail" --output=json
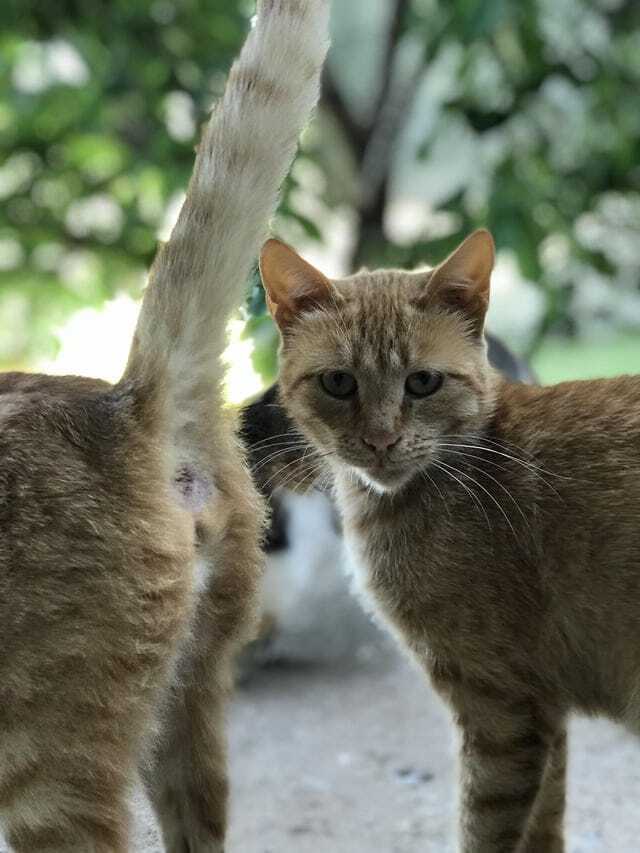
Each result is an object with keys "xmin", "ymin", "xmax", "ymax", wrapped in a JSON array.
[{"xmin": 120, "ymin": 0, "xmax": 330, "ymax": 446}]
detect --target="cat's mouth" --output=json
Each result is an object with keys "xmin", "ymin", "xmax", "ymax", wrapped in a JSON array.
[{"xmin": 353, "ymin": 458, "xmax": 418, "ymax": 493}]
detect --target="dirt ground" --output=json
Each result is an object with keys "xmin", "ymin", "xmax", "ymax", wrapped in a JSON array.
[{"xmin": 2, "ymin": 647, "xmax": 638, "ymax": 852}]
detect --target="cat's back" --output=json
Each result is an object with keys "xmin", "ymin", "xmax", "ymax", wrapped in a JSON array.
[
  {"xmin": 496, "ymin": 373, "xmax": 640, "ymax": 442},
  {"xmin": 0, "ymin": 372, "xmax": 122, "ymax": 464},
  {"xmin": 0, "ymin": 372, "xmax": 139, "ymax": 524},
  {"xmin": 0, "ymin": 371, "xmax": 193, "ymax": 643},
  {"xmin": 0, "ymin": 372, "xmax": 195, "ymax": 850},
  {"xmin": 494, "ymin": 374, "xmax": 640, "ymax": 536}
]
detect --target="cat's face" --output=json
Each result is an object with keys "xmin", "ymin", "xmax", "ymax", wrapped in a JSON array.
[{"xmin": 261, "ymin": 232, "xmax": 497, "ymax": 493}]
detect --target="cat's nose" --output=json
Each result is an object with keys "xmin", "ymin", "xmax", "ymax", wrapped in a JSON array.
[{"xmin": 362, "ymin": 431, "xmax": 401, "ymax": 453}]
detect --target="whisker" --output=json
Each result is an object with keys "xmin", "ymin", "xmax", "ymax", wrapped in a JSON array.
[
  {"xmin": 279, "ymin": 454, "xmax": 330, "ymax": 493},
  {"xmin": 439, "ymin": 450, "xmax": 529, "ymax": 534},
  {"xmin": 420, "ymin": 468, "xmax": 452, "ymax": 520},
  {"xmin": 290, "ymin": 461, "xmax": 325, "ymax": 494},
  {"xmin": 437, "ymin": 442, "xmax": 563, "ymax": 500},
  {"xmin": 246, "ymin": 433, "xmax": 308, "ymax": 451},
  {"xmin": 262, "ymin": 450, "xmax": 316, "ymax": 488},
  {"xmin": 250, "ymin": 441, "xmax": 311, "ymax": 457},
  {"xmin": 435, "ymin": 446, "xmax": 509, "ymax": 473},
  {"xmin": 320, "ymin": 473, "xmax": 334, "ymax": 493},
  {"xmin": 249, "ymin": 441, "xmax": 311, "ymax": 460},
  {"xmin": 437, "ymin": 458, "xmax": 519, "ymax": 540},
  {"xmin": 439, "ymin": 434, "xmax": 570, "ymax": 482},
  {"xmin": 468, "ymin": 434, "xmax": 569, "ymax": 478},
  {"xmin": 263, "ymin": 449, "xmax": 333, "ymax": 491},
  {"xmin": 431, "ymin": 460, "xmax": 492, "ymax": 533},
  {"xmin": 251, "ymin": 445, "xmax": 313, "ymax": 475}
]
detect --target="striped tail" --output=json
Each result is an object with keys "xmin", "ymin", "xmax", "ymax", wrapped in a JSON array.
[{"xmin": 120, "ymin": 0, "xmax": 330, "ymax": 450}]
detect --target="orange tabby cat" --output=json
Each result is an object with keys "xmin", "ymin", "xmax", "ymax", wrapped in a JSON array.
[
  {"xmin": 0, "ymin": 3, "xmax": 329, "ymax": 851},
  {"xmin": 260, "ymin": 231, "xmax": 640, "ymax": 852}
]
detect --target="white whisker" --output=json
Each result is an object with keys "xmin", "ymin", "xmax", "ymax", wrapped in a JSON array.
[
  {"xmin": 420, "ymin": 468, "xmax": 452, "ymax": 520},
  {"xmin": 439, "ymin": 450, "xmax": 529, "ymax": 536},
  {"xmin": 437, "ymin": 441, "xmax": 564, "ymax": 500},
  {"xmin": 264, "ymin": 448, "xmax": 333, "ymax": 491},
  {"xmin": 431, "ymin": 460, "xmax": 492, "ymax": 533},
  {"xmin": 437, "ymin": 458, "xmax": 518, "ymax": 540},
  {"xmin": 251, "ymin": 444, "xmax": 311, "ymax": 475},
  {"xmin": 247, "ymin": 432, "xmax": 307, "ymax": 451}
]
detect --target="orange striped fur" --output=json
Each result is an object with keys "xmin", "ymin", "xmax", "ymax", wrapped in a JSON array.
[
  {"xmin": 262, "ymin": 231, "xmax": 640, "ymax": 852},
  {"xmin": 0, "ymin": 2, "xmax": 329, "ymax": 851}
]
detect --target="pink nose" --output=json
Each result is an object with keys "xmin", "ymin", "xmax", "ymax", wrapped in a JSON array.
[{"xmin": 362, "ymin": 432, "xmax": 401, "ymax": 453}]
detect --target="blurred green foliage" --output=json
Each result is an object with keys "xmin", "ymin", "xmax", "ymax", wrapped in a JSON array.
[
  {"xmin": 1, "ymin": 0, "xmax": 251, "ymax": 366},
  {"xmin": 319, "ymin": 0, "xmax": 640, "ymax": 351},
  {"xmin": 1, "ymin": 0, "xmax": 639, "ymax": 377}
]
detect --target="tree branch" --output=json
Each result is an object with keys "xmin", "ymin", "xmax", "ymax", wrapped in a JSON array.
[
  {"xmin": 371, "ymin": 0, "xmax": 410, "ymax": 126},
  {"xmin": 321, "ymin": 68, "xmax": 369, "ymax": 160}
]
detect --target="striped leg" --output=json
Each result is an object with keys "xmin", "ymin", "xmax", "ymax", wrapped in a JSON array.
[
  {"xmin": 144, "ymin": 476, "xmax": 262, "ymax": 853},
  {"xmin": 520, "ymin": 728, "xmax": 567, "ymax": 853},
  {"xmin": 457, "ymin": 702, "xmax": 562, "ymax": 853},
  {"xmin": 0, "ymin": 737, "xmax": 131, "ymax": 853},
  {"xmin": 144, "ymin": 672, "xmax": 229, "ymax": 853}
]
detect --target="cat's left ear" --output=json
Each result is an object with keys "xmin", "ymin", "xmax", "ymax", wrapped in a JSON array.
[
  {"xmin": 424, "ymin": 229, "xmax": 495, "ymax": 333},
  {"xmin": 260, "ymin": 239, "xmax": 333, "ymax": 331}
]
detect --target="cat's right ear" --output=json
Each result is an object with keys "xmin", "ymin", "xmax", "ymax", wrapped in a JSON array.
[
  {"xmin": 260, "ymin": 239, "xmax": 333, "ymax": 330},
  {"xmin": 423, "ymin": 229, "xmax": 495, "ymax": 334}
]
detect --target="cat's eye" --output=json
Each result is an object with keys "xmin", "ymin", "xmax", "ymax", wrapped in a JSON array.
[
  {"xmin": 319, "ymin": 371, "xmax": 357, "ymax": 399},
  {"xmin": 405, "ymin": 370, "xmax": 443, "ymax": 398}
]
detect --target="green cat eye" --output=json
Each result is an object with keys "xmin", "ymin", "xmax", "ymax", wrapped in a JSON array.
[
  {"xmin": 405, "ymin": 370, "xmax": 443, "ymax": 398},
  {"xmin": 319, "ymin": 371, "xmax": 358, "ymax": 399}
]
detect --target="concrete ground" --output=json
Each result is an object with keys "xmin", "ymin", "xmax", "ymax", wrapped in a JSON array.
[
  {"xmin": 125, "ymin": 648, "xmax": 636, "ymax": 852},
  {"xmin": 2, "ymin": 647, "xmax": 637, "ymax": 852}
]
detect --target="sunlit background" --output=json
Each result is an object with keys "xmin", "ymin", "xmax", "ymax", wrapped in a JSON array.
[
  {"xmin": 2, "ymin": 0, "xmax": 640, "ymax": 399},
  {"xmin": 2, "ymin": 3, "xmax": 640, "ymax": 851}
]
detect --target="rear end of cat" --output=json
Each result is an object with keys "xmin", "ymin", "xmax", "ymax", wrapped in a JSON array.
[
  {"xmin": 260, "ymin": 232, "xmax": 640, "ymax": 852},
  {"xmin": 0, "ymin": 3, "xmax": 329, "ymax": 851}
]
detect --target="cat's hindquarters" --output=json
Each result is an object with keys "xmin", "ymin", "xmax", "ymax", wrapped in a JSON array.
[{"xmin": 0, "ymin": 381, "xmax": 194, "ymax": 852}]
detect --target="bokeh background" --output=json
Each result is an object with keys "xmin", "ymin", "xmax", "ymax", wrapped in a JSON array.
[
  {"xmin": 3, "ymin": 2, "xmax": 640, "ymax": 851},
  {"xmin": 2, "ymin": 0, "xmax": 640, "ymax": 395}
]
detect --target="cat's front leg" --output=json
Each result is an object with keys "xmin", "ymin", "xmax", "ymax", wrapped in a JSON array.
[
  {"xmin": 519, "ymin": 727, "xmax": 566, "ymax": 853},
  {"xmin": 456, "ymin": 701, "xmax": 564, "ymax": 853}
]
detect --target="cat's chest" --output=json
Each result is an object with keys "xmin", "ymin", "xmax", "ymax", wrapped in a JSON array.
[
  {"xmin": 335, "ymin": 472, "xmax": 510, "ymax": 658},
  {"xmin": 336, "ymin": 481, "xmax": 443, "ymax": 636},
  {"xmin": 343, "ymin": 514, "xmax": 423, "ymax": 601}
]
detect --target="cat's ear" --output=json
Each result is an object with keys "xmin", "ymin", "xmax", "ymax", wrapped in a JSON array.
[
  {"xmin": 260, "ymin": 239, "xmax": 333, "ymax": 330},
  {"xmin": 425, "ymin": 229, "xmax": 495, "ymax": 332}
]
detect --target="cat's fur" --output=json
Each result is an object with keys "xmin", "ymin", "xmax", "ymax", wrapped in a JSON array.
[
  {"xmin": 241, "ymin": 336, "xmax": 535, "ymax": 494},
  {"xmin": 240, "ymin": 338, "xmax": 535, "ymax": 668},
  {"xmin": 0, "ymin": 3, "xmax": 329, "ymax": 851},
  {"xmin": 260, "ymin": 231, "xmax": 640, "ymax": 852}
]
